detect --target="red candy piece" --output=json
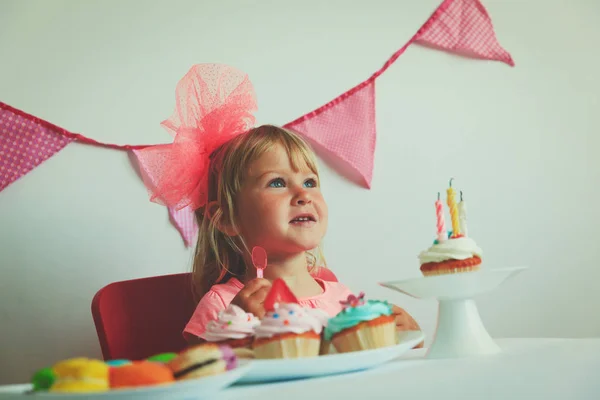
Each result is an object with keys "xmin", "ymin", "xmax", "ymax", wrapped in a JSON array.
[{"xmin": 263, "ymin": 279, "xmax": 298, "ymax": 311}]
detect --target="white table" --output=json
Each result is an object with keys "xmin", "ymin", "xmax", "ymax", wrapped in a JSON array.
[{"xmin": 217, "ymin": 338, "xmax": 598, "ymax": 400}]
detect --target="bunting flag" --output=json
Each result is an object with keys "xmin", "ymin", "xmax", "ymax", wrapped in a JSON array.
[
  {"xmin": 168, "ymin": 206, "xmax": 197, "ymax": 247},
  {"xmin": 0, "ymin": 0, "xmax": 514, "ymax": 246},
  {"xmin": 284, "ymin": 81, "xmax": 377, "ymax": 188},
  {"xmin": 0, "ymin": 103, "xmax": 74, "ymax": 191},
  {"xmin": 415, "ymin": 0, "xmax": 514, "ymax": 66}
]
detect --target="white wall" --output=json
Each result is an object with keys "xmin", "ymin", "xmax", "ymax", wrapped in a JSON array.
[{"xmin": 1, "ymin": 0, "xmax": 598, "ymax": 384}]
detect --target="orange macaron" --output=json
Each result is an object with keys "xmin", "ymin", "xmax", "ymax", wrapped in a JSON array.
[{"xmin": 109, "ymin": 361, "xmax": 174, "ymax": 389}]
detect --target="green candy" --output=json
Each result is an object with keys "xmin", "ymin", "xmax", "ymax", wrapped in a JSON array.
[
  {"xmin": 31, "ymin": 367, "xmax": 56, "ymax": 391},
  {"xmin": 147, "ymin": 352, "xmax": 177, "ymax": 363}
]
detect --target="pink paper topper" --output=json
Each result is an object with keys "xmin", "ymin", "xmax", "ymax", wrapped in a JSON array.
[{"xmin": 251, "ymin": 246, "xmax": 268, "ymax": 279}]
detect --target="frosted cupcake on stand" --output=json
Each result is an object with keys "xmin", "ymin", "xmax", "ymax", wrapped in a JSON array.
[
  {"xmin": 379, "ymin": 179, "xmax": 527, "ymax": 359},
  {"xmin": 419, "ymin": 180, "xmax": 483, "ymax": 277}
]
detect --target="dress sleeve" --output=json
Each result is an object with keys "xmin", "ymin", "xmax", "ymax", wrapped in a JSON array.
[{"xmin": 182, "ymin": 290, "xmax": 226, "ymax": 342}]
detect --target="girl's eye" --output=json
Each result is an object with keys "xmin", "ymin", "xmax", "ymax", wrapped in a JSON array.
[
  {"xmin": 303, "ymin": 178, "xmax": 317, "ymax": 188},
  {"xmin": 268, "ymin": 178, "xmax": 285, "ymax": 188}
]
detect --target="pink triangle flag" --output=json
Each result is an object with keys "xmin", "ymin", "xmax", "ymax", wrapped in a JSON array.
[
  {"xmin": 416, "ymin": 0, "xmax": 514, "ymax": 66},
  {"xmin": 284, "ymin": 80, "xmax": 377, "ymax": 188},
  {"xmin": 0, "ymin": 103, "xmax": 73, "ymax": 192},
  {"xmin": 168, "ymin": 205, "xmax": 198, "ymax": 247}
]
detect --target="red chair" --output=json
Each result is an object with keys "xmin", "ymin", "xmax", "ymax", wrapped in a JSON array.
[{"xmin": 91, "ymin": 268, "xmax": 338, "ymax": 361}]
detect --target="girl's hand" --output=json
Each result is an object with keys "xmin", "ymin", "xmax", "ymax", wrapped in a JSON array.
[
  {"xmin": 231, "ymin": 278, "xmax": 272, "ymax": 318},
  {"xmin": 392, "ymin": 305, "xmax": 424, "ymax": 349}
]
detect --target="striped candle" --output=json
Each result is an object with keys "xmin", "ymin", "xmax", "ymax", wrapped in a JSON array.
[{"xmin": 435, "ymin": 192, "xmax": 447, "ymax": 242}]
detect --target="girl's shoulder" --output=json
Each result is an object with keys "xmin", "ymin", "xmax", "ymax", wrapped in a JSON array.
[
  {"xmin": 310, "ymin": 266, "xmax": 339, "ymax": 283},
  {"xmin": 206, "ymin": 276, "xmax": 244, "ymax": 298},
  {"xmin": 311, "ymin": 267, "xmax": 353, "ymax": 299}
]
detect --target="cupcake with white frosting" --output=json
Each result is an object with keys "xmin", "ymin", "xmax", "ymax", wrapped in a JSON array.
[
  {"xmin": 418, "ymin": 236, "xmax": 483, "ymax": 276},
  {"xmin": 204, "ymin": 305, "xmax": 259, "ymax": 349},
  {"xmin": 252, "ymin": 303, "xmax": 325, "ymax": 359}
]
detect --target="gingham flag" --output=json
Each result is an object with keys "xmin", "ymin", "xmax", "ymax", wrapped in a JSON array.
[{"xmin": 415, "ymin": 0, "xmax": 514, "ymax": 66}]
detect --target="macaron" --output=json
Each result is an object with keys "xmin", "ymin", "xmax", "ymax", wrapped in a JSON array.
[
  {"xmin": 109, "ymin": 361, "xmax": 174, "ymax": 389},
  {"xmin": 168, "ymin": 344, "xmax": 237, "ymax": 380},
  {"xmin": 146, "ymin": 352, "xmax": 177, "ymax": 364},
  {"xmin": 49, "ymin": 358, "xmax": 109, "ymax": 393},
  {"xmin": 31, "ymin": 367, "xmax": 56, "ymax": 391},
  {"xmin": 105, "ymin": 359, "xmax": 131, "ymax": 367}
]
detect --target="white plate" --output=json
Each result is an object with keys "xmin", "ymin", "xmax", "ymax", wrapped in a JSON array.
[
  {"xmin": 379, "ymin": 266, "xmax": 528, "ymax": 300},
  {"xmin": 238, "ymin": 330, "xmax": 425, "ymax": 383},
  {"xmin": 0, "ymin": 362, "xmax": 251, "ymax": 400}
]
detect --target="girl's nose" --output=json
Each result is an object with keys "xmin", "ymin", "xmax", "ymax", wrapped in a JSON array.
[{"xmin": 293, "ymin": 189, "xmax": 312, "ymax": 206}]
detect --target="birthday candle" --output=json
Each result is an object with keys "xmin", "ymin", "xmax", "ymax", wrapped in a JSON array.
[
  {"xmin": 458, "ymin": 191, "xmax": 468, "ymax": 237},
  {"xmin": 446, "ymin": 179, "xmax": 461, "ymax": 237},
  {"xmin": 435, "ymin": 193, "xmax": 447, "ymax": 242}
]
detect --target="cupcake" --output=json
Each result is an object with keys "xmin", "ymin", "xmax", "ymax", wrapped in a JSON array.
[
  {"xmin": 419, "ymin": 236, "xmax": 483, "ymax": 276},
  {"xmin": 168, "ymin": 343, "xmax": 236, "ymax": 380},
  {"xmin": 306, "ymin": 308, "xmax": 333, "ymax": 355},
  {"xmin": 253, "ymin": 303, "xmax": 324, "ymax": 359},
  {"xmin": 324, "ymin": 293, "xmax": 396, "ymax": 354},
  {"xmin": 420, "ymin": 180, "xmax": 483, "ymax": 276},
  {"xmin": 204, "ymin": 304, "xmax": 259, "ymax": 350},
  {"xmin": 252, "ymin": 279, "xmax": 326, "ymax": 359}
]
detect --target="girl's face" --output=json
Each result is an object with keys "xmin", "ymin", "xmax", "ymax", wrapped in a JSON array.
[{"xmin": 234, "ymin": 143, "xmax": 328, "ymax": 259}]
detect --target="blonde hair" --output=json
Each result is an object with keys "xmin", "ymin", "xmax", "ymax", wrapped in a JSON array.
[{"xmin": 191, "ymin": 125, "xmax": 326, "ymax": 302}]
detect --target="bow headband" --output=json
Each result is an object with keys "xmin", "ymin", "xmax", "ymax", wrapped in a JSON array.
[{"xmin": 134, "ymin": 64, "xmax": 258, "ymax": 211}]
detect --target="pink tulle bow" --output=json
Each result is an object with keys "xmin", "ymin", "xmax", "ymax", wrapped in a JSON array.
[{"xmin": 133, "ymin": 64, "xmax": 257, "ymax": 211}]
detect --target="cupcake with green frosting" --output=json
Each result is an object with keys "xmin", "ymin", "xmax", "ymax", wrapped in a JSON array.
[{"xmin": 324, "ymin": 293, "xmax": 396, "ymax": 353}]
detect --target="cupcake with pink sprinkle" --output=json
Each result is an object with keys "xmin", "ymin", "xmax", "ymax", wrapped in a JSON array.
[{"xmin": 204, "ymin": 304, "xmax": 260, "ymax": 350}]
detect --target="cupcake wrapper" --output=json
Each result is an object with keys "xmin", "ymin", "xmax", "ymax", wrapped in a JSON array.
[
  {"xmin": 232, "ymin": 347, "xmax": 255, "ymax": 359},
  {"xmin": 253, "ymin": 332, "xmax": 320, "ymax": 359},
  {"xmin": 422, "ymin": 265, "xmax": 480, "ymax": 276},
  {"xmin": 331, "ymin": 318, "xmax": 397, "ymax": 353},
  {"xmin": 319, "ymin": 336, "xmax": 332, "ymax": 356}
]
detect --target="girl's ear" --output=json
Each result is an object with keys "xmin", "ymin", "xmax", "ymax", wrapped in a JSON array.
[{"xmin": 206, "ymin": 201, "xmax": 239, "ymax": 236}]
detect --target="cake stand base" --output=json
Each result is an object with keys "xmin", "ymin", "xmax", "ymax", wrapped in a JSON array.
[
  {"xmin": 379, "ymin": 266, "xmax": 527, "ymax": 359},
  {"xmin": 428, "ymin": 298, "xmax": 499, "ymax": 358}
]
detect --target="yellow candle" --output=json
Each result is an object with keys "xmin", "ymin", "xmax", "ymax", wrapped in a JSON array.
[{"xmin": 447, "ymin": 179, "xmax": 461, "ymax": 237}]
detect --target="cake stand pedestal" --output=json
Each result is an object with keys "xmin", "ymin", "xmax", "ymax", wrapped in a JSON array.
[{"xmin": 379, "ymin": 266, "xmax": 527, "ymax": 359}]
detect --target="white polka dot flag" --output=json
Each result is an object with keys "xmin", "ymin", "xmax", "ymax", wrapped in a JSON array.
[{"xmin": 0, "ymin": 0, "xmax": 513, "ymax": 247}]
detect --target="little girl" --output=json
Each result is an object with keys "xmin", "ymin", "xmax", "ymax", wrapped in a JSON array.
[{"xmin": 134, "ymin": 64, "xmax": 420, "ymax": 344}]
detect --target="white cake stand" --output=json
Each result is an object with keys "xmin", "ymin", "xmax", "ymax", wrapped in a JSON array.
[{"xmin": 379, "ymin": 266, "xmax": 527, "ymax": 359}]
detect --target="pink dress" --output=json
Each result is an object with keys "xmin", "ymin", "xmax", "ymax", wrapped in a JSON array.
[{"xmin": 183, "ymin": 277, "xmax": 353, "ymax": 341}]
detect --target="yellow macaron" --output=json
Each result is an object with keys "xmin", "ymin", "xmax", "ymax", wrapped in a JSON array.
[{"xmin": 49, "ymin": 357, "xmax": 109, "ymax": 393}]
